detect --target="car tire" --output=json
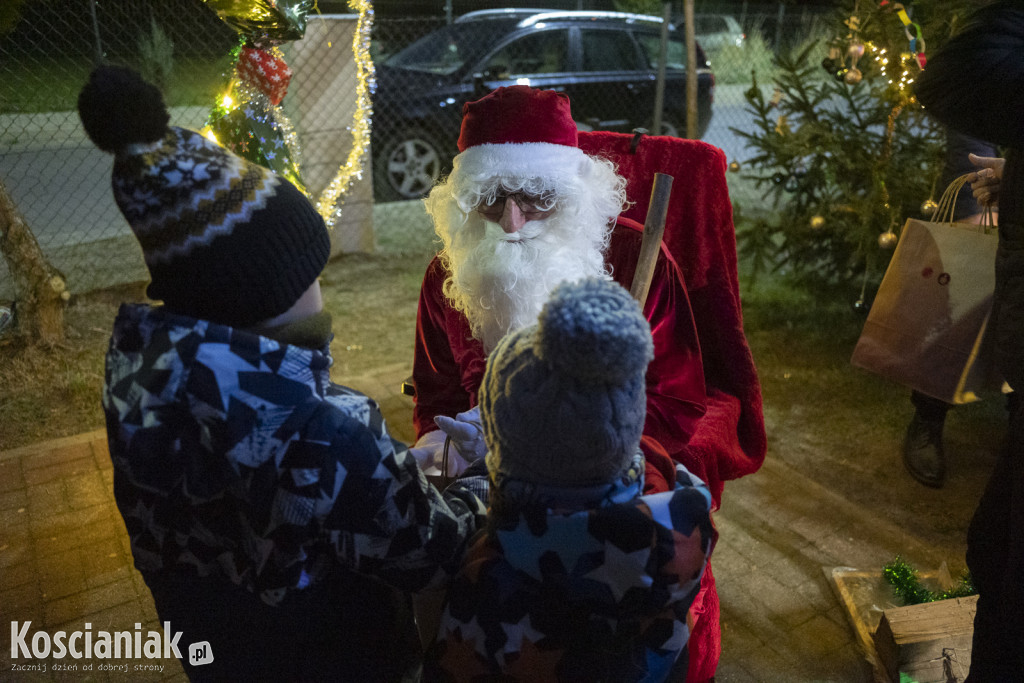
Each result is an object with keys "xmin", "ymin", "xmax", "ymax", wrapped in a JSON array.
[
  {"xmin": 374, "ymin": 129, "xmax": 445, "ymax": 202},
  {"xmin": 646, "ymin": 116, "xmax": 683, "ymax": 138}
]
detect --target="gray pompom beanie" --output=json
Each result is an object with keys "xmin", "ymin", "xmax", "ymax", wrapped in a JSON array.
[{"xmin": 480, "ymin": 278, "xmax": 654, "ymax": 486}]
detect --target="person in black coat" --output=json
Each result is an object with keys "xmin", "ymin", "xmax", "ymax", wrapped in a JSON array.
[
  {"xmin": 914, "ymin": 2, "xmax": 1024, "ymax": 677},
  {"xmin": 903, "ymin": 130, "xmax": 1000, "ymax": 489}
]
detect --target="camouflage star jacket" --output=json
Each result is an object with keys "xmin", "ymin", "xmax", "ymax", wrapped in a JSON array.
[
  {"xmin": 102, "ymin": 304, "xmax": 484, "ymax": 605},
  {"xmin": 423, "ymin": 457, "xmax": 715, "ymax": 682}
]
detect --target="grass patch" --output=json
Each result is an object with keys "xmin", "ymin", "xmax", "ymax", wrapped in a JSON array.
[
  {"xmin": 0, "ymin": 56, "xmax": 231, "ymax": 114},
  {"xmin": 0, "ymin": 284, "xmax": 129, "ymax": 449}
]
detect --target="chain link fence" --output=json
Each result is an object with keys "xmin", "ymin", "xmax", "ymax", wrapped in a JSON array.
[
  {"xmin": 0, "ymin": 0, "xmax": 235, "ymax": 300},
  {"xmin": 1, "ymin": 0, "xmax": 832, "ymax": 303}
]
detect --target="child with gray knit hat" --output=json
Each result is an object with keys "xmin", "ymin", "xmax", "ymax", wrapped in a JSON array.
[
  {"xmin": 79, "ymin": 65, "xmax": 484, "ymax": 681},
  {"xmin": 424, "ymin": 278, "xmax": 715, "ymax": 682}
]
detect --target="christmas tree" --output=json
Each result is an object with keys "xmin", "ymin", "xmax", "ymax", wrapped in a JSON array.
[{"xmin": 734, "ymin": 0, "xmax": 979, "ymax": 302}]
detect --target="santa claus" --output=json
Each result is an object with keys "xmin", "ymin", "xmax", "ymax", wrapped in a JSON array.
[{"xmin": 409, "ymin": 85, "xmax": 729, "ymax": 680}]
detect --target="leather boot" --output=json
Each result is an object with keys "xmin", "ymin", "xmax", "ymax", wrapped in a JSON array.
[{"xmin": 903, "ymin": 414, "xmax": 946, "ymax": 488}]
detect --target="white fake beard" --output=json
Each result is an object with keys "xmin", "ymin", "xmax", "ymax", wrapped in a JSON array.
[{"xmin": 442, "ymin": 210, "xmax": 610, "ymax": 352}]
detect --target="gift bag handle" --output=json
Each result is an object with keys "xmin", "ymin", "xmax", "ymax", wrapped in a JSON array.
[{"xmin": 933, "ymin": 173, "xmax": 996, "ymax": 231}]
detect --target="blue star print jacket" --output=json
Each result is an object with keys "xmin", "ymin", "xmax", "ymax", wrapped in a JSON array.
[
  {"xmin": 423, "ymin": 455, "xmax": 715, "ymax": 682},
  {"xmin": 102, "ymin": 304, "xmax": 485, "ymax": 680}
]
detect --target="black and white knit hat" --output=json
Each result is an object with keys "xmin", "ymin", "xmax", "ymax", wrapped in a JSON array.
[
  {"xmin": 480, "ymin": 278, "xmax": 654, "ymax": 486},
  {"xmin": 77, "ymin": 65, "xmax": 330, "ymax": 328}
]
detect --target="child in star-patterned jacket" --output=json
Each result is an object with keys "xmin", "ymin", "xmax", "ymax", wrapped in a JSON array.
[
  {"xmin": 423, "ymin": 278, "xmax": 716, "ymax": 682},
  {"xmin": 78, "ymin": 65, "xmax": 485, "ymax": 681}
]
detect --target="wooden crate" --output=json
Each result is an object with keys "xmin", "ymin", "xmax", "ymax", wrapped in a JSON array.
[
  {"xmin": 827, "ymin": 567, "xmax": 976, "ymax": 683},
  {"xmin": 872, "ymin": 595, "xmax": 977, "ymax": 683}
]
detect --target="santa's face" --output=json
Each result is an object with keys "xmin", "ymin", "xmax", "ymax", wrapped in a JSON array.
[
  {"xmin": 476, "ymin": 191, "xmax": 556, "ymax": 235},
  {"xmin": 427, "ymin": 162, "xmax": 624, "ymax": 352}
]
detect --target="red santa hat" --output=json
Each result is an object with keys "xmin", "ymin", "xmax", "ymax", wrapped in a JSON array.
[{"xmin": 453, "ymin": 86, "xmax": 587, "ymax": 183}]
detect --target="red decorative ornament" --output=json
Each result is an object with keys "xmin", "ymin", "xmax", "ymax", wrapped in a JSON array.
[{"xmin": 237, "ymin": 46, "xmax": 293, "ymax": 106}]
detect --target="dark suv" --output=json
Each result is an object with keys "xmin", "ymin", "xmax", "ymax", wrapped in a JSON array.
[{"xmin": 371, "ymin": 9, "xmax": 715, "ymax": 200}]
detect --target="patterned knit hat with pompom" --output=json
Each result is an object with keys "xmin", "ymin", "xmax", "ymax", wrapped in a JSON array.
[
  {"xmin": 480, "ymin": 278, "xmax": 654, "ymax": 486},
  {"xmin": 77, "ymin": 65, "xmax": 329, "ymax": 328}
]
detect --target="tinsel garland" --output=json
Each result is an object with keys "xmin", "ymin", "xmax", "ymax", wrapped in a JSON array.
[
  {"xmin": 882, "ymin": 557, "xmax": 976, "ymax": 605},
  {"xmin": 314, "ymin": 0, "xmax": 374, "ymax": 228}
]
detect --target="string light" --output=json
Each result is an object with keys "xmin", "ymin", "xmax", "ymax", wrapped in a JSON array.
[
  {"xmin": 314, "ymin": 0, "xmax": 375, "ymax": 228},
  {"xmin": 866, "ymin": 41, "xmax": 919, "ymax": 100}
]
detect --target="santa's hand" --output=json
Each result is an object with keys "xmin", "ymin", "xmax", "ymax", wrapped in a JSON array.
[
  {"xmin": 434, "ymin": 406, "xmax": 487, "ymax": 465},
  {"xmin": 408, "ymin": 427, "xmax": 474, "ymax": 477},
  {"xmin": 407, "ymin": 430, "xmax": 446, "ymax": 472}
]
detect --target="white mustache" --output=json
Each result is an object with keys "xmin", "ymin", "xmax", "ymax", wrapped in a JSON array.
[{"xmin": 483, "ymin": 220, "xmax": 546, "ymax": 243}]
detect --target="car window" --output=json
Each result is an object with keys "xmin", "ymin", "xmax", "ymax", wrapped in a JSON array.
[
  {"xmin": 580, "ymin": 29, "xmax": 643, "ymax": 72},
  {"xmin": 636, "ymin": 33, "xmax": 687, "ymax": 70},
  {"xmin": 484, "ymin": 29, "xmax": 569, "ymax": 77},
  {"xmin": 386, "ymin": 25, "xmax": 496, "ymax": 75}
]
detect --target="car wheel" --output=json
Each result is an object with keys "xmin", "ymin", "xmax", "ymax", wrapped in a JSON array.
[
  {"xmin": 646, "ymin": 116, "xmax": 683, "ymax": 138},
  {"xmin": 374, "ymin": 130, "xmax": 445, "ymax": 201}
]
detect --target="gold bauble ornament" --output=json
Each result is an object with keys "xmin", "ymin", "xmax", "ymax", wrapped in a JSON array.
[
  {"xmin": 728, "ymin": 160, "xmax": 741, "ymax": 172},
  {"xmin": 878, "ymin": 230, "xmax": 899, "ymax": 249},
  {"xmin": 844, "ymin": 67, "xmax": 863, "ymax": 85},
  {"xmin": 848, "ymin": 41, "xmax": 865, "ymax": 59},
  {"xmin": 921, "ymin": 198, "xmax": 939, "ymax": 216},
  {"xmin": 810, "ymin": 214, "xmax": 826, "ymax": 229}
]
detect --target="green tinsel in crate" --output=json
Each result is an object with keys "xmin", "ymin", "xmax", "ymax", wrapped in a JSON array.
[{"xmin": 882, "ymin": 557, "xmax": 976, "ymax": 605}]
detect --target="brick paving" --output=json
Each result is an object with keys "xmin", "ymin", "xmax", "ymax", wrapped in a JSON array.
[{"xmin": 1, "ymin": 363, "xmax": 965, "ymax": 681}]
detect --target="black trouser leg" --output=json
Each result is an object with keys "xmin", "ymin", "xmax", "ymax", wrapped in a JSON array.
[
  {"xmin": 965, "ymin": 398, "xmax": 1024, "ymax": 680},
  {"xmin": 910, "ymin": 390, "xmax": 952, "ymax": 423}
]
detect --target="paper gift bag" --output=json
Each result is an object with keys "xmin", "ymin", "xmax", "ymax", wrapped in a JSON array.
[{"xmin": 851, "ymin": 214, "xmax": 1001, "ymax": 404}]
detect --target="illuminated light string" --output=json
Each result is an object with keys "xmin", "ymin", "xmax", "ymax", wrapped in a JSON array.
[
  {"xmin": 861, "ymin": 1, "xmax": 926, "ymax": 97},
  {"xmin": 203, "ymin": 1, "xmax": 375, "ymax": 230}
]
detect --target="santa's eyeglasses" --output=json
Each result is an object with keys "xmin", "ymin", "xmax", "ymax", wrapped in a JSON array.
[{"xmin": 476, "ymin": 191, "xmax": 557, "ymax": 221}]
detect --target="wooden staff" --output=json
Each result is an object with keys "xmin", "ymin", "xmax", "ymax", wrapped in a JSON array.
[{"xmin": 629, "ymin": 172, "xmax": 674, "ymax": 308}]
